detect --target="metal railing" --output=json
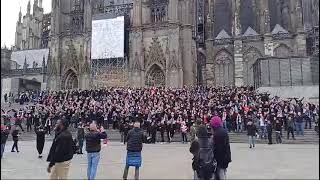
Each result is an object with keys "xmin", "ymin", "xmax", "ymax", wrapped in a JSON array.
[{"xmin": 253, "ymin": 56, "xmax": 319, "ymax": 89}]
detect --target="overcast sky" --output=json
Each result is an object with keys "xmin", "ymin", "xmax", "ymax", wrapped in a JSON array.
[{"xmin": 1, "ymin": 0, "xmax": 51, "ymax": 48}]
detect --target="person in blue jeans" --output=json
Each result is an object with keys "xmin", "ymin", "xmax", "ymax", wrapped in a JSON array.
[
  {"xmin": 295, "ymin": 112, "xmax": 304, "ymax": 136},
  {"xmin": 85, "ymin": 122, "xmax": 107, "ymax": 180}
]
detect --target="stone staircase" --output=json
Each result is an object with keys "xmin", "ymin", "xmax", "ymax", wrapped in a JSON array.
[
  {"xmin": 2, "ymin": 103, "xmax": 319, "ymax": 144},
  {"xmin": 7, "ymin": 127, "xmax": 319, "ymax": 144}
]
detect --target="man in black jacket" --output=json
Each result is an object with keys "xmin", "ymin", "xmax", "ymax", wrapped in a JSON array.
[
  {"xmin": 123, "ymin": 121, "xmax": 144, "ymax": 180},
  {"xmin": 85, "ymin": 122, "xmax": 107, "ymax": 180},
  {"xmin": 1, "ymin": 125, "xmax": 10, "ymax": 158},
  {"xmin": 46, "ymin": 119, "xmax": 74, "ymax": 179},
  {"xmin": 210, "ymin": 116, "xmax": 231, "ymax": 180}
]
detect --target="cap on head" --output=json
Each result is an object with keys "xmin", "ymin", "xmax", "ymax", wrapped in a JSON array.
[{"xmin": 210, "ymin": 116, "xmax": 222, "ymax": 128}]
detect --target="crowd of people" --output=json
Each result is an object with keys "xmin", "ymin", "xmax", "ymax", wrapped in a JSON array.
[
  {"xmin": 2, "ymin": 86, "xmax": 319, "ymax": 143},
  {"xmin": 1, "ymin": 86, "xmax": 319, "ymax": 179}
]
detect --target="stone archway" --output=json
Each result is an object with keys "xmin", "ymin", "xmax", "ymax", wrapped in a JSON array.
[
  {"xmin": 63, "ymin": 69, "xmax": 79, "ymax": 90},
  {"xmin": 145, "ymin": 64, "xmax": 165, "ymax": 87}
]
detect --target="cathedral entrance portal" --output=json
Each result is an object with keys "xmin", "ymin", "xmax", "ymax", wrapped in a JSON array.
[
  {"xmin": 145, "ymin": 64, "xmax": 165, "ymax": 87},
  {"xmin": 63, "ymin": 70, "xmax": 79, "ymax": 90}
]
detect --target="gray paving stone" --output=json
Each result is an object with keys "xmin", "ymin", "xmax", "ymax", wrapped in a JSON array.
[{"xmin": 1, "ymin": 141, "xmax": 319, "ymax": 179}]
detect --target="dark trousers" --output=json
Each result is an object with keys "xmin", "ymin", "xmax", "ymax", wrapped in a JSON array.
[
  {"xmin": 287, "ymin": 127, "xmax": 295, "ymax": 139},
  {"xmin": 16, "ymin": 124, "xmax": 24, "ymax": 132},
  {"xmin": 123, "ymin": 165, "xmax": 139, "ymax": 180},
  {"xmin": 27, "ymin": 124, "xmax": 32, "ymax": 132},
  {"xmin": 160, "ymin": 131, "xmax": 165, "ymax": 142},
  {"xmin": 36, "ymin": 140, "xmax": 45, "ymax": 155},
  {"xmin": 78, "ymin": 139, "xmax": 84, "ymax": 153},
  {"xmin": 166, "ymin": 130, "xmax": 171, "ymax": 143},
  {"xmin": 47, "ymin": 126, "xmax": 51, "ymax": 135},
  {"xmin": 151, "ymin": 133, "xmax": 156, "ymax": 143},
  {"xmin": 181, "ymin": 132, "xmax": 188, "ymax": 143},
  {"xmin": 305, "ymin": 119, "xmax": 312, "ymax": 129},
  {"xmin": 11, "ymin": 140, "xmax": 19, "ymax": 152},
  {"xmin": 267, "ymin": 132, "xmax": 272, "ymax": 144}
]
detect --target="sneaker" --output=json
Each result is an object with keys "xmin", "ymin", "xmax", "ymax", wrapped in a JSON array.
[
  {"xmin": 253, "ymin": 145, "xmax": 255, "ymax": 148},
  {"xmin": 249, "ymin": 146, "xmax": 252, "ymax": 148},
  {"xmin": 17, "ymin": 151, "xmax": 20, "ymax": 153},
  {"xmin": 11, "ymin": 150, "xmax": 15, "ymax": 152},
  {"xmin": 38, "ymin": 155, "xmax": 42, "ymax": 158}
]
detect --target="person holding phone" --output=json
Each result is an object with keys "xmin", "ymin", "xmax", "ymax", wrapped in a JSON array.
[{"xmin": 85, "ymin": 122, "xmax": 107, "ymax": 180}]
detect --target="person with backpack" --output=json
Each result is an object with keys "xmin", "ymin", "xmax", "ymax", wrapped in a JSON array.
[
  {"xmin": 210, "ymin": 116, "xmax": 231, "ymax": 180},
  {"xmin": 190, "ymin": 125, "xmax": 217, "ymax": 180}
]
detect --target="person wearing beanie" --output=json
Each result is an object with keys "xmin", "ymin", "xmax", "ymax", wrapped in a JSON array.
[
  {"xmin": 210, "ymin": 116, "xmax": 231, "ymax": 180},
  {"xmin": 190, "ymin": 125, "xmax": 216, "ymax": 180}
]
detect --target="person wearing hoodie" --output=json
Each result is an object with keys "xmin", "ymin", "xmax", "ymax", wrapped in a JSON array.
[
  {"xmin": 210, "ymin": 116, "xmax": 231, "ymax": 180},
  {"xmin": 190, "ymin": 124, "xmax": 216, "ymax": 180},
  {"xmin": 85, "ymin": 122, "xmax": 107, "ymax": 180},
  {"xmin": 123, "ymin": 121, "xmax": 144, "ymax": 180}
]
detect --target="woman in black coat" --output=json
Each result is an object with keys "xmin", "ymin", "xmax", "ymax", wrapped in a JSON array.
[{"xmin": 35, "ymin": 125, "xmax": 46, "ymax": 158}]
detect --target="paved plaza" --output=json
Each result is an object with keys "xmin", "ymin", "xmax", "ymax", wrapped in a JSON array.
[{"xmin": 1, "ymin": 141, "xmax": 319, "ymax": 179}]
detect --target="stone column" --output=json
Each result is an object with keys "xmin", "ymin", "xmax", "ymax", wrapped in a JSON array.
[
  {"xmin": 260, "ymin": 0, "xmax": 271, "ymax": 34},
  {"xmin": 295, "ymin": 0, "xmax": 307, "ymax": 56},
  {"xmin": 233, "ymin": 0, "xmax": 244, "ymax": 87}
]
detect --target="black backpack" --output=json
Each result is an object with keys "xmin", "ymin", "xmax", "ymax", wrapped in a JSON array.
[{"xmin": 194, "ymin": 138, "xmax": 217, "ymax": 180}]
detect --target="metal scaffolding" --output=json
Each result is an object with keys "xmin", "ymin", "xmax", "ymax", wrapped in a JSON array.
[{"xmin": 91, "ymin": 57, "xmax": 129, "ymax": 88}]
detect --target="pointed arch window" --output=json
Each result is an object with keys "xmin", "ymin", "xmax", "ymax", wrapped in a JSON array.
[{"xmin": 214, "ymin": 50, "xmax": 234, "ymax": 86}]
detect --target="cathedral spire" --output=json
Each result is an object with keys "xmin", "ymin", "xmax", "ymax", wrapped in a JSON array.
[
  {"xmin": 39, "ymin": 0, "xmax": 42, "ymax": 8},
  {"xmin": 27, "ymin": 0, "xmax": 31, "ymax": 14},
  {"xmin": 18, "ymin": 7, "xmax": 22, "ymax": 23}
]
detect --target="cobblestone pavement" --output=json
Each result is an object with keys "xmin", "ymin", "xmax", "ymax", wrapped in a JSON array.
[{"xmin": 1, "ymin": 141, "xmax": 319, "ymax": 179}]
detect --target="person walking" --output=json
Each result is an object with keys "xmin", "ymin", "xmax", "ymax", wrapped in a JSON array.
[
  {"xmin": 287, "ymin": 115, "xmax": 295, "ymax": 140},
  {"xmin": 77, "ymin": 122, "xmax": 85, "ymax": 154},
  {"xmin": 46, "ymin": 119, "xmax": 75, "ymax": 180},
  {"xmin": 1, "ymin": 125, "xmax": 10, "ymax": 158},
  {"xmin": 85, "ymin": 122, "xmax": 107, "ymax": 180},
  {"xmin": 190, "ymin": 125, "xmax": 216, "ymax": 180},
  {"xmin": 26, "ymin": 114, "xmax": 33, "ymax": 132},
  {"xmin": 210, "ymin": 116, "xmax": 231, "ymax": 180},
  {"xmin": 266, "ymin": 120, "xmax": 273, "ymax": 145},
  {"xmin": 181, "ymin": 121, "xmax": 188, "ymax": 143},
  {"xmin": 35, "ymin": 125, "xmax": 46, "ymax": 158},
  {"xmin": 45, "ymin": 117, "xmax": 53, "ymax": 135},
  {"xmin": 275, "ymin": 119, "xmax": 282, "ymax": 144},
  {"xmin": 246, "ymin": 120, "xmax": 257, "ymax": 148},
  {"xmin": 123, "ymin": 121, "xmax": 144, "ymax": 180},
  {"xmin": 295, "ymin": 112, "xmax": 304, "ymax": 136},
  {"xmin": 11, "ymin": 126, "xmax": 20, "ymax": 153}
]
